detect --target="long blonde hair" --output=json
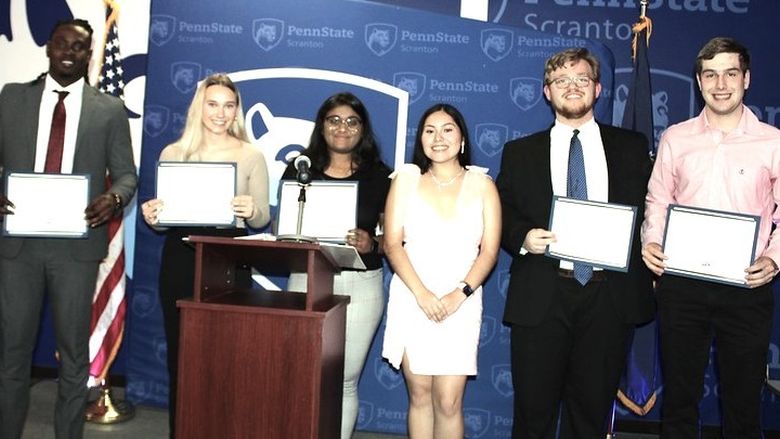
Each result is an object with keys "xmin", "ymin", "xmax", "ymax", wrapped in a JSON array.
[{"xmin": 172, "ymin": 73, "xmax": 250, "ymax": 161}]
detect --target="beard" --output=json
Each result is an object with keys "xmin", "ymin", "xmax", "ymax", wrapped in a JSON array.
[{"xmin": 551, "ymin": 98, "xmax": 594, "ymax": 121}]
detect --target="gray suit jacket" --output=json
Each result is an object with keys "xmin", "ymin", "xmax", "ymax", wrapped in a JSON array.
[{"xmin": 0, "ymin": 77, "xmax": 137, "ymax": 261}]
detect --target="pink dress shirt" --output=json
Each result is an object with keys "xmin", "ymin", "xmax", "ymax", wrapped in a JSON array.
[{"xmin": 642, "ymin": 105, "xmax": 780, "ymax": 266}]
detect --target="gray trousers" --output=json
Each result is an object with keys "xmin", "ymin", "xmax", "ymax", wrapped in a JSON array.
[
  {"xmin": 0, "ymin": 240, "xmax": 98, "ymax": 439},
  {"xmin": 288, "ymin": 268, "xmax": 385, "ymax": 439}
]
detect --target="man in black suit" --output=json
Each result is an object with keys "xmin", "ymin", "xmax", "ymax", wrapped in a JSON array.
[
  {"xmin": 0, "ymin": 19, "xmax": 136, "ymax": 438},
  {"xmin": 496, "ymin": 47, "xmax": 654, "ymax": 438}
]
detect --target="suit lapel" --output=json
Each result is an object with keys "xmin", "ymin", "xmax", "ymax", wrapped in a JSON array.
[
  {"xmin": 600, "ymin": 124, "xmax": 621, "ymax": 203},
  {"xmin": 21, "ymin": 82, "xmax": 45, "ymax": 170},
  {"xmin": 74, "ymin": 84, "xmax": 96, "ymax": 159},
  {"xmin": 538, "ymin": 130, "xmax": 554, "ymax": 204}
]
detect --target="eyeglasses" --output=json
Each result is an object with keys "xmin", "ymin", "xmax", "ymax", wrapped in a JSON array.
[
  {"xmin": 549, "ymin": 76, "xmax": 593, "ymax": 89},
  {"xmin": 325, "ymin": 115, "xmax": 362, "ymax": 131}
]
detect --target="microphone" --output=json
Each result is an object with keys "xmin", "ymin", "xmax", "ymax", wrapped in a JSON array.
[{"xmin": 294, "ymin": 155, "xmax": 312, "ymax": 185}]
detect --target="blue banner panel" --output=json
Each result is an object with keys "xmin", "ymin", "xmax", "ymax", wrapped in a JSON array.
[{"xmin": 130, "ymin": 0, "xmax": 615, "ymax": 435}]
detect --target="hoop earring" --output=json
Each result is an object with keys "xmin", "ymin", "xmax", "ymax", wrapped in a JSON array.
[{"xmin": 460, "ymin": 140, "xmax": 465, "ymax": 154}]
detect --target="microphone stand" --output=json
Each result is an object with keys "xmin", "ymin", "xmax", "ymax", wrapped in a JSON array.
[{"xmin": 277, "ymin": 182, "xmax": 316, "ymax": 243}]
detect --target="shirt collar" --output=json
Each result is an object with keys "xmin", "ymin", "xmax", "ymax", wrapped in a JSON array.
[
  {"xmin": 695, "ymin": 104, "xmax": 760, "ymax": 136},
  {"xmin": 44, "ymin": 74, "xmax": 85, "ymax": 98},
  {"xmin": 552, "ymin": 117, "xmax": 598, "ymax": 137}
]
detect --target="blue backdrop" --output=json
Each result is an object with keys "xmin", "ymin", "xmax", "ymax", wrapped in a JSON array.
[
  {"xmin": 129, "ymin": 1, "xmax": 615, "ymax": 437},
  {"xmin": 15, "ymin": 0, "xmax": 780, "ymax": 436}
]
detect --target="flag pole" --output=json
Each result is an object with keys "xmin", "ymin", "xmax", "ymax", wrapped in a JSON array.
[
  {"xmin": 85, "ymin": 0, "xmax": 134, "ymax": 424},
  {"xmin": 610, "ymin": 4, "xmax": 652, "ymax": 436}
]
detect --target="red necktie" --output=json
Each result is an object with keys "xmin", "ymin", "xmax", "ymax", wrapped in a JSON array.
[{"xmin": 44, "ymin": 91, "xmax": 69, "ymax": 173}]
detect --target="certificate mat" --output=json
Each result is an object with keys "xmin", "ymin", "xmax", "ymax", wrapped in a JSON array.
[
  {"xmin": 662, "ymin": 204, "xmax": 759, "ymax": 287},
  {"xmin": 545, "ymin": 196, "xmax": 637, "ymax": 272},
  {"xmin": 277, "ymin": 180, "xmax": 358, "ymax": 242},
  {"xmin": 155, "ymin": 162, "xmax": 237, "ymax": 227},
  {"xmin": 3, "ymin": 172, "xmax": 90, "ymax": 238}
]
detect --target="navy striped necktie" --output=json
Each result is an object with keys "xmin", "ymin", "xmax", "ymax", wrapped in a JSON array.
[{"xmin": 567, "ymin": 129, "xmax": 593, "ymax": 286}]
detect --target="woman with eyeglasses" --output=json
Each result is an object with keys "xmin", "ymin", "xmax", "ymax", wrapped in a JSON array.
[{"xmin": 280, "ymin": 91, "xmax": 391, "ymax": 439}]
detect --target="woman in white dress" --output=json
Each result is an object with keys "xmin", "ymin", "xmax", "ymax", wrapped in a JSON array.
[{"xmin": 382, "ymin": 104, "xmax": 501, "ymax": 438}]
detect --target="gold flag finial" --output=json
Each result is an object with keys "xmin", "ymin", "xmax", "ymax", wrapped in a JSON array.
[{"xmin": 631, "ymin": 0, "xmax": 652, "ymax": 61}]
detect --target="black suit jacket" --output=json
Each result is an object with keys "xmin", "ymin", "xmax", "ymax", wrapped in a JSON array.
[{"xmin": 497, "ymin": 123, "xmax": 654, "ymax": 326}]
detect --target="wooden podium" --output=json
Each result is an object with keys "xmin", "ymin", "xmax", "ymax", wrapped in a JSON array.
[{"xmin": 175, "ymin": 236, "xmax": 350, "ymax": 439}]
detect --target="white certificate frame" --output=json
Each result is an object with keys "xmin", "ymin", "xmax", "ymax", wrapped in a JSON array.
[
  {"xmin": 662, "ymin": 204, "xmax": 759, "ymax": 288},
  {"xmin": 155, "ymin": 161, "xmax": 237, "ymax": 227},
  {"xmin": 545, "ymin": 196, "xmax": 637, "ymax": 272},
  {"xmin": 276, "ymin": 180, "xmax": 358, "ymax": 243},
  {"xmin": 3, "ymin": 172, "xmax": 90, "ymax": 238}
]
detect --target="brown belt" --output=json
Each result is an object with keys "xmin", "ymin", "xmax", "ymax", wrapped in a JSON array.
[{"xmin": 557, "ymin": 268, "xmax": 607, "ymax": 282}]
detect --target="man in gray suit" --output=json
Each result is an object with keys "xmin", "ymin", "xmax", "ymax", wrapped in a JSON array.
[{"xmin": 0, "ymin": 19, "xmax": 136, "ymax": 438}]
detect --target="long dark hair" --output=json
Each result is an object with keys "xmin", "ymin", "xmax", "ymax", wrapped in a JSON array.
[
  {"xmin": 412, "ymin": 104, "xmax": 471, "ymax": 173},
  {"xmin": 303, "ymin": 92, "xmax": 382, "ymax": 172}
]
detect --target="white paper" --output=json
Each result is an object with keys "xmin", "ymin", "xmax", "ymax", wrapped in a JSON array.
[
  {"xmin": 320, "ymin": 242, "xmax": 366, "ymax": 270},
  {"xmin": 546, "ymin": 197, "xmax": 636, "ymax": 270},
  {"xmin": 156, "ymin": 162, "xmax": 236, "ymax": 226},
  {"xmin": 663, "ymin": 206, "xmax": 758, "ymax": 285},
  {"xmin": 276, "ymin": 181, "xmax": 358, "ymax": 242},
  {"xmin": 4, "ymin": 173, "xmax": 89, "ymax": 237}
]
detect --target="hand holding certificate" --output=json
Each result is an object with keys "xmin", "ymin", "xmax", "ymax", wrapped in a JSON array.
[
  {"xmin": 155, "ymin": 162, "xmax": 237, "ymax": 227},
  {"xmin": 662, "ymin": 204, "xmax": 759, "ymax": 287},
  {"xmin": 545, "ymin": 196, "xmax": 637, "ymax": 271},
  {"xmin": 3, "ymin": 172, "xmax": 90, "ymax": 238}
]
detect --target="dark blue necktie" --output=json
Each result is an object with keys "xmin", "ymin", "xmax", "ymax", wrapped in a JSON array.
[{"xmin": 567, "ymin": 129, "xmax": 593, "ymax": 285}]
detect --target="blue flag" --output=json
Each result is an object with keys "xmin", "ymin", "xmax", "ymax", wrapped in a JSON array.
[
  {"xmin": 621, "ymin": 22, "xmax": 655, "ymax": 158},
  {"xmin": 617, "ymin": 17, "xmax": 661, "ymax": 417}
]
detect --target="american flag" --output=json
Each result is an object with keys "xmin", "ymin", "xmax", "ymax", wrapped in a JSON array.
[{"xmin": 88, "ymin": 0, "xmax": 128, "ymax": 387}]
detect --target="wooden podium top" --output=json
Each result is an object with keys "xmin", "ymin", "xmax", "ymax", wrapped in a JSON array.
[{"xmin": 187, "ymin": 235, "xmax": 344, "ymax": 311}]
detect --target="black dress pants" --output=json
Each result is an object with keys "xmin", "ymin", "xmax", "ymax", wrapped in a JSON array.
[
  {"xmin": 510, "ymin": 276, "xmax": 633, "ymax": 439},
  {"xmin": 656, "ymin": 275, "xmax": 772, "ymax": 439}
]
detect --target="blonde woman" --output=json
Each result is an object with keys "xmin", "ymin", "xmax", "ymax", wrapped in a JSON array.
[{"xmin": 140, "ymin": 73, "xmax": 270, "ymax": 437}]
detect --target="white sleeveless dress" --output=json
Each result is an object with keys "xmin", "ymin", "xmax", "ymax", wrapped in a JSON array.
[{"xmin": 382, "ymin": 164, "xmax": 488, "ymax": 376}]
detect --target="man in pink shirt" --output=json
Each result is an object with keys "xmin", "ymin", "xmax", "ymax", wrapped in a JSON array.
[{"xmin": 642, "ymin": 37, "xmax": 780, "ymax": 438}]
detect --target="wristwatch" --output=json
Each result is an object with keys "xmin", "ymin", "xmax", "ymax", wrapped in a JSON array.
[
  {"xmin": 458, "ymin": 281, "xmax": 474, "ymax": 298},
  {"xmin": 111, "ymin": 193, "xmax": 122, "ymax": 213}
]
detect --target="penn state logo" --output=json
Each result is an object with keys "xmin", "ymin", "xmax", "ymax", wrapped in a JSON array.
[
  {"xmin": 479, "ymin": 315, "xmax": 497, "ymax": 347},
  {"xmin": 252, "ymin": 18, "xmax": 284, "ymax": 52},
  {"xmin": 474, "ymin": 123, "xmax": 507, "ymax": 158},
  {"xmin": 510, "ymin": 77, "xmax": 543, "ymax": 111},
  {"xmin": 492, "ymin": 364, "xmax": 514, "ymax": 397},
  {"xmin": 143, "ymin": 105, "xmax": 170, "ymax": 138},
  {"xmin": 365, "ymin": 23, "xmax": 398, "ymax": 57},
  {"xmin": 170, "ymin": 61, "xmax": 202, "ymax": 94},
  {"xmin": 393, "ymin": 72, "xmax": 427, "ymax": 105},
  {"xmin": 464, "ymin": 408, "xmax": 492, "ymax": 438},
  {"xmin": 374, "ymin": 358, "xmax": 404, "ymax": 390},
  {"xmin": 612, "ymin": 68, "xmax": 696, "ymax": 153},
  {"xmin": 481, "ymin": 29, "xmax": 513, "ymax": 62},
  {"xmin": 245, "ymin": 102, "xmax": 312, "ymax": 206},
  {"xmin": 357, "ymin": 401, "xmax": 375, "ymax": 428},
  {"xmin": 149, "ymin": 15, "xmax": 176, "ymax": 47}
]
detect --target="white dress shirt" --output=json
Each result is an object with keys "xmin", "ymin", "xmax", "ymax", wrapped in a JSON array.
[
  {"xmin": 34, "ymin": 74, "xmax": 85, "ymax": 174},
  {"xmin": 549, "ymin": 117, "xmax": 609, "ymax": 270}
]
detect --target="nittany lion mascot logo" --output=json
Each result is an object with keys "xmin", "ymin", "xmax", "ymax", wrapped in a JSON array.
[
  {"xmin": 252, "ymin": 18, "xmax": 284, "ymax": 52},
  {"xmin": 365, "ymin": 23, "xmax": 398, "ymax": 57}
]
